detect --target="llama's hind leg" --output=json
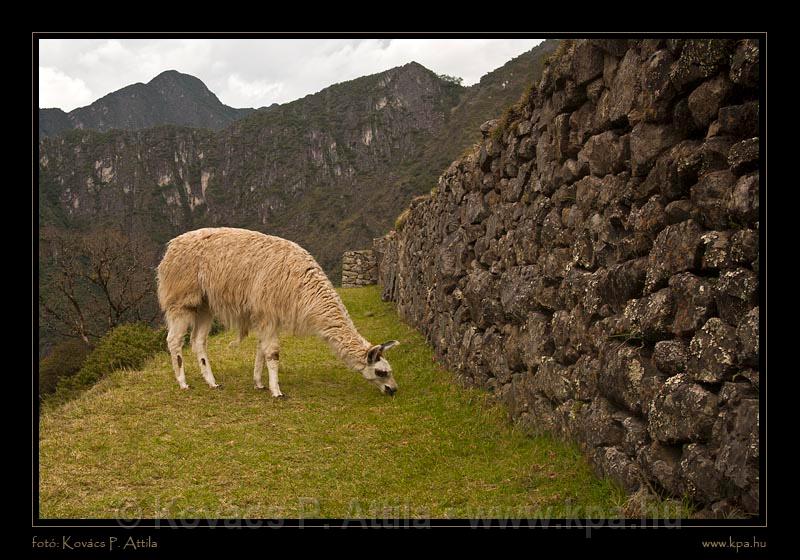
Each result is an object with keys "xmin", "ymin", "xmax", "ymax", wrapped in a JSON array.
[
  {"xmin": 253, "ymin": 344, "xmax": 265, "ymax": 390},
  {"xmin": 192, "ymin": 308, "xmax": 220, "ymax": 388},
  {"xmin": 228, "ymin": 330, "xmax": 245, "ymax": 349},
  {"xmin": 166, "ymin": 310, "xmax": 193, "ymax": 390},
  {"xmin": 260, "ymin": 334, "xmax": 283, "ymax": 398}
]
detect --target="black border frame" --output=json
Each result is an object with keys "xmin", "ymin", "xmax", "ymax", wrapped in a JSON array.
[{"xmin": 32, "ymin": 30, "xmax": 768, "ymax": 555}]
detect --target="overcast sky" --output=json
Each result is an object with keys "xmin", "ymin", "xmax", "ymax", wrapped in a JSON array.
[{"xmin": 38, "ymin": 38, "xmax": 544, "ymax": 112}]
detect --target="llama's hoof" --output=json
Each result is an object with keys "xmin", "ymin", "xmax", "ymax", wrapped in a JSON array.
[
  {"xmin": 273, "ymin": 393, "xmax": 287, "ymax": 399},
  {"xmin": 180, "ymin": 385, "xmax": 190, "ymax": 390},
  {"xmin": 255, "ymin": 384, "xmax": 265, "ymax": 390},
  {"xmin": 210, "ymin": 383, "xmax": 222, "ymax": 389}
]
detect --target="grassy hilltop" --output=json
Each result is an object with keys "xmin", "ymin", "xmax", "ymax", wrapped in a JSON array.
[{"xmin": 39, "ymin": 286, "xmax": 686, "ymax": 519}]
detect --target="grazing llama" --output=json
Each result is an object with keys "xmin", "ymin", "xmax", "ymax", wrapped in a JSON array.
[{"xmin": 156, "ymin": 228, "xmax": 399, "ymax": 397}]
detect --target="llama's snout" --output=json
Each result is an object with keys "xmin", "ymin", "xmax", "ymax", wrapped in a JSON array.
[{"xmin": 383, "ymin": 385, "xmax": 397, "ymax": 396}]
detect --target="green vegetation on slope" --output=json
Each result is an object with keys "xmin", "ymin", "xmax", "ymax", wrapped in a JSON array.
[
  {"xmin": 47, "ymin": 323, "xmax": 166, "ymax": 404},
  {"xmin": 39, "ymin": 339, "xmax": 93, "ymax": 397},
  {"xmin": 39, "ymin": 286, "xmax": 687, "ymax": 519}
]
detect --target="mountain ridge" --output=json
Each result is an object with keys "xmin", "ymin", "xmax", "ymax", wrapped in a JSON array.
[{"xmin": 38, "ymin": 69, "xmax": 255, "ymax": 138}]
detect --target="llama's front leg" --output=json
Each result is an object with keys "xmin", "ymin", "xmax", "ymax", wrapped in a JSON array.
[
  {"xmin": 261, "ymin": 337, "xmax": 283, "ymax": 398},
  {"xmin": 193, "ymin": 311, "xmax": 220, "ymax": 388}
]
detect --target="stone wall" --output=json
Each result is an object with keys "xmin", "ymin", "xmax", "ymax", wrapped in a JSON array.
[
  {"xmin": 375, "ymin": 39, "xmax": 760, "ymax": 516},
  {"xmin": 341, "ymin": 250, "xmax": 378, "ymax": 287}
]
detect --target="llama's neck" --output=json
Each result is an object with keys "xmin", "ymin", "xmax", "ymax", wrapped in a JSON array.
[
  {"xmin": 307, "ymin": 290, "xmax": 371, "ymax": 371},
  {"xmin": 318, "ymin": 317, "xmax": 371, "ymax": 371}
]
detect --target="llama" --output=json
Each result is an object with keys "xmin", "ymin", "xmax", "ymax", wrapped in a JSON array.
[{"xmin": 156, "ymin": 227, "xmax": 399, "ymax": 397}]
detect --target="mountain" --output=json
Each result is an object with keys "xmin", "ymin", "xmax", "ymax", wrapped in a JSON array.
[
  {"xmin": 38, "ymin": 40, "xmax": 558, "ymax": 288},
  {"xmin": 39, "ymin": 108, "xmax": 73, "ymax": 137},
  {"xmin": 38, "ymin": 70, "xmax": 254, "ymax": 138},
  {"xmin": 391, "ymin": 40, "xmax": 559, "ymax": 197}
]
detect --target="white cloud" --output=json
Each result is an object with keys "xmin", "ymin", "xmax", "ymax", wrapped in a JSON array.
[
  {"xmin": 225, "ymin": 74, "xmax": 285, "ymax": 106},
  {"xmin": 38, "ymin": 67, "xmax": 94, "ymax": 110},
  {"xmin": 37, "ymin": 38, "xmax": 545, "ymax": 111}
]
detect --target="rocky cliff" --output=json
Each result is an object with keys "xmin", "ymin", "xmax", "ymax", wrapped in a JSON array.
[{"xmin": 374, "ymin": 38, "xmax": 760, "ymax": 516}]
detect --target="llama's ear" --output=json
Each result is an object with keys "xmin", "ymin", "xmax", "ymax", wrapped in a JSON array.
[
  {"xmin": 367, "ymin": 345, "xmax": 383, "ymax": 365},
  {"xmin": 368, "ymin": 340, "xmax": 400, "ymax": 364}
]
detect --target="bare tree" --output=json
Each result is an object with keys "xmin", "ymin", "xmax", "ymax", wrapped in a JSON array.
[{"xmin": 39, "ymin": 227, "xmax": 161, "ymax": 344}]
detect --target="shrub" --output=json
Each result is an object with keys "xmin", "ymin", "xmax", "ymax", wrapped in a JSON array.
[
  {"xmin": 491, "ymin": 104, "xmax": 520, "ymax": 142},
  {"xmin": 394, "ymin": 207, "xmax": 411, "ymax": 232},
  {"xmin": 518, "ymin": 82, "xmax": 538, "ymax": 108},
  {"xmin": 39, "ymin": 339, "xmax": 93, "ymax": 398},
  {"xmin": 437, "ymin": 74, "xmax": 463, "ymax": 86},
  {"xmin": 51, "ymin": 323, "xmax": 166, "ymax": 402},
  {"xmin": 210, "ymin": 318, "xmax": 225, "ymax": 336},
  {"xmin": 542, "ymin": 38, "xmax": 574, "ymax": 68}
]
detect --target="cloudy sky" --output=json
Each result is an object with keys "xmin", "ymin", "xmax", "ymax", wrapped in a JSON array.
[{"xmin": 38, "ymin": 38, "xmax": 544, "ymax": 112}]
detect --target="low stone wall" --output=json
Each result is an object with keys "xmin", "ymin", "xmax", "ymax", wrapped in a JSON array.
[
  {"xmin": 341, "ymin": 250, "xmax": 378, "ymax": 288},
  {"xmin": 373, "ymin": 233, "xmax": 398, "ymax": 299},
  {"xmin": 375, "ymin": 39, "xmax": 760, "ymax": 516}
]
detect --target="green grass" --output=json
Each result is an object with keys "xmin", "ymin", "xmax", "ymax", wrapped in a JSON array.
[{"xmin": 39, "ymin": 286, "xmax": 685, "ymax": 519}]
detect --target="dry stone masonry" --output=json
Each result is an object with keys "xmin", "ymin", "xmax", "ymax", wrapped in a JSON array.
[
  {"xmin": 341, "ymin": 250, "xmax": 378, "ymax": 287},
  {"xmin": 374, "ymin": 39, "xmax": 760, "ymax": 516}
]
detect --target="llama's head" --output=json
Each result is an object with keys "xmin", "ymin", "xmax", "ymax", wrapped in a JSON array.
[{"xmin": 362, "ymin": 340, "xmax": 399, "ymax": 396}]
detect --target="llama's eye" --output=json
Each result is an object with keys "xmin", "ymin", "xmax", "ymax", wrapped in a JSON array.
[{"xmin": 375, "ymin": 370, "xmax": 389, "ymax": 378}]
